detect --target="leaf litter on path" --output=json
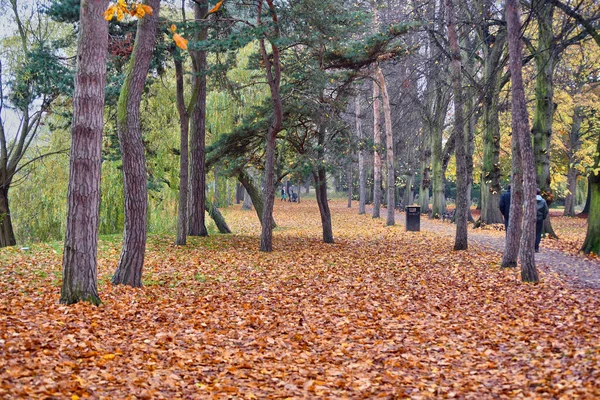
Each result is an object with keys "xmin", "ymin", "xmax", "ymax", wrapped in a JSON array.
[{"xmin": 1, "ymin": 199, "xmax": 599, "ymax": 398}]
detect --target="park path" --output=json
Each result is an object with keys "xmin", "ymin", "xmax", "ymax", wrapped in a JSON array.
[{"xmin": 370, "ymin": 206, "xmax": 600, "ymax": 289}]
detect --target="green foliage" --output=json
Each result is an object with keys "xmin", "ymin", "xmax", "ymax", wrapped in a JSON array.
[
  {"xmin": 8, "ymin": 44, "xmax": 73, "ymax": 110},
  {"xmin": 44, "ymin": 0, "xmax": 80, "ymax": 24}
]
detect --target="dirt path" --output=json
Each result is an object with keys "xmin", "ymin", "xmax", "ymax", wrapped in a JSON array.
[{"xmin": 372, "ymin": 206, "xmax": 600, "ymax": 289}]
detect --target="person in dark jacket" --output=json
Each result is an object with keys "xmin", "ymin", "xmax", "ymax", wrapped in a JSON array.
[
  {"xmin": 499, "ymin": 185, "xmax": 511, "ymax": 231},
  {"xmin": 535, "ymin": 188, "xmax": 549, "ymax": 252}
]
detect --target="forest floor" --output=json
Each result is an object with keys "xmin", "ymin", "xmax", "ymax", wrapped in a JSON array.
[
  {"xmin": 388, "ymin": 207, "xmax": 600, "ymax": 289},
  {"xmin": 1, "ymin": 199, "xmax": 600, "ymax": 398}
]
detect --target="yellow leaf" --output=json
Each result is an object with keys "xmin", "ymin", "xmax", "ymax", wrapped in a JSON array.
[
  {"xmin": 117, "ymin": 8, "xmax": 124, "ymax": 21},
  {"xmin": 101, "ymin": 353, "xmax": 116, "ymax": 360},
  {"xmin": 170, "ymin": 24, "xmax": 177, "ymax": 33},
  {"xmin": 103, "ymin": 4, "xmax": 117, "ymax": 20},
  {"xmin": 173, "ymin": 33, "xmax": 188, "ymax": 50},
  {"xmin": 208, "ymin": 0, "xmax": 224, "ymax": 14},
  {"xmin": 72, "ymin": 396, "xmax": 80, "ymax": 400},
  {"xmin": 118, "ymin": 0, "xmax": 127, "ymax": 7},
  {"xmin": 135, "ymin": 3, "xmax": 146, "ymax": 17}
]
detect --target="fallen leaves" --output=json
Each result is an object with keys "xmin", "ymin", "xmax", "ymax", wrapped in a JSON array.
[{"xmin": 0, "ymin": 199, "xmax": 599, "ymax": 397}]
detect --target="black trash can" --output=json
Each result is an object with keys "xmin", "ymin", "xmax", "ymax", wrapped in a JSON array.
[{"xmin": 405, "ymin": 206, "xmax": 421, "ymax": 232}]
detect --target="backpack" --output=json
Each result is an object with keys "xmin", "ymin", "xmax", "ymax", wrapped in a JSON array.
[{"xmin": 536, "ymin": 199, "xmax": 548, "ymax": 222}]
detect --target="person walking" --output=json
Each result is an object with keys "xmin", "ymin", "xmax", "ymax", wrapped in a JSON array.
[
  {"xmin": 499, "ymin": 185, "xmax": 511, "ymax": 231},
  {"xmin": 535, "ymin": 188, "xmax": 549, "ymax": 252}
]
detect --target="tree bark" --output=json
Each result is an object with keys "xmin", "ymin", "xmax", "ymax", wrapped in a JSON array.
[
  {"xmin": 372, "ymin": 78, "xmax": 382, "ymax": 218},
  {"xmin": 174, "ymin": 54, "xmax": 189, "ymax": 246},
  {"xmin": 0, "ymin": 186, "xmax": 16, "ymax": 247},
  {"xmin": 582, "ymin": 170, "xmax": 600, "ymax": 254},
  {"xmin": 357, "ymin": 96, "xmax": 366, "ymax": 214},
  {"xmin": 188, "ymin": 0, "xmax": 209, "ymax": 237},
  {"xmin": 238, "ymin": 170, "xmax": 276, "ymax": 227},
  {"xmin": 507, "ymin": 0, "xmax": 539, "ymax": 282},
  {"xmin": 206, "ymin": 200, "xmax": 231, "ymax": 234},
  {"xmin": 502, "ymin": 130, "xmax": 523, "ymax": 269},
  {"xmin": 376, "ymin": 67, "xmax": 395, "ymax": 226},
  {"xmin": 112, "ymin": 0, "xmax": 160, "ymax": 287},
  {"xmin": 313, "ymin": 151, "xmax": 334, "ymax": 244},
  {"xmin": 258, "ymin": 0, "xmax": 283, "ymax": 252},
  {"xmin": 60, "ymin": 0, "xmax": 109, "ymax": 305},
  {"xmin": 564, "ymin": 106, "xmax": 583, "ymax": 217},
  {"xmin": 242, "ymin": 188, "xmax": 252, "ymax": 210},
  {"xmin": 579, "ymin": 175, "xmax": 591, "ymax": 215},
  {"xmin": 431, "ymin": 83, "xmax": 450, "ymax": 218},
  {"xmin": 478, "ymin": 1, "xmax": 506, "ymax": 225},
  {"xmin": 532, "ymin": 0, "xmax": 558, "ymax": 239},
  {"xmin": 236, "ymin": 182, "xmax": 243, "ymax": 204},
  {"xmin": 347, "ymin": 161, "xmax": 353, "ymax": 208},
  {"xmin": 446, "ymin": 0, "xmax": 468, "ymax": 250}
]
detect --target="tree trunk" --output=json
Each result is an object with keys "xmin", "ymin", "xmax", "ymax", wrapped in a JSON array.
[
  {"xmin": 582, "ymin": 172, "xmax": 600, "ymax": 254},
  {"xmin": 376, "ymin": 67, "xmax": 395, "ymax": 226},
  {"xmin": 258, "ymin": 1, "xmax": 283, "ymax": 252},
  {"xmin": 581, "ymin": 125, "xmax": 600, "ymax": 253},
  {"xmin": 532, "ymin": 0, "xmax": 558, "ymax": 239},
  {"xmin": 236, "ymin": 182, "xmax": 243, "ymax": 204},
  {"xmin": 347, "ymin": 162, "xmax": 353, "ymax": 208},
  {"xmin": 206, "ymin": 200, "xmax": 231, "ymax": 234},
  {"xmin": 174, "ymin": 55, "xmax": 189, "ymax": 246},
  {"xmin": 242, "ymin": 187, "xmax": 252, "ymax": 210},
  {"xmin": 372, "ymin": 78, "xmax": 382, "ymax": 218},
  {"xmin": 188, "ymin": 0, "xmax": 209, "ymax": 237},
  {"xmin": 507, "ymin": 0, "xmax": 539, "ymax": 282},
  {"xmin": 446, "ymin": 0, "xmax": 468, "ymax": 250},
  {"xmin": 419, "ymin": 121, "xmax": 431, "ymax": 213},
  {"xmin": 478, "ymin": 2, "xmax": 505, "ymax": 225},
  {"xmin": 357, "ymin": 96, "xmax": 366, "ymax": 214},
  {"xmin": 60, "ymin": 0, "xmax": 109, "ymax": 305},
  {"xmin": 431, "ymin": 84, "xmax": 449, "ymax": 219},
  {"xmin": 564, "ymin": 106, "xmax": 583, "ymax": 217},
  {"xmin": 238, "ymin": 170, "xmax": 276, "ymax": 227},
  {"xmin": 0, "ymin": 187, "xmax": 16, "ymax": 247},
  {"xmin": 112, "ymin": 0, "xmax": 160, "ymax": 287},
  {"xmin": 580, "ymin": 175, "xmax": 591, "ymax": 215},
  {"xmin": 404, "ymin": 173, "xmax": 415, "ymax": 206},
  {"xmin": 564, "ymin": 168, "xmax": 578, "ymax": 217},
  {"xmin": 502, "ymin": 129, "xmax": 523, "ymax": 269},
  {"xmin": 313, "ymin": 166, "xmax": 334, "ymax": 244},
  {"xmin": 480, "ymin": 93, "xmax": 504, "ymax": 224}
]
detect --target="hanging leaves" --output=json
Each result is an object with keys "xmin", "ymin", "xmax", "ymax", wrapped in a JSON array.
[
  {"xmin": 208, "ymin": 0, "xmax": 225, "ymax": 15},
  {"xmin": 170, "ymin": 24, "xmax": 188, "ymax": 50},
  {"xmin": 104, "ymin": 0, "xmax": 153, "ymax": 21}
]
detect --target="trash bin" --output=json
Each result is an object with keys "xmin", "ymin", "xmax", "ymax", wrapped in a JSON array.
[{"xmin": 405, "ymin": 205, "xmax": 421, "ymax": 232}]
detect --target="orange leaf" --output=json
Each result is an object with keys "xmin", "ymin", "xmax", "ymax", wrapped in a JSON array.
[
  {"xmin": 134, "ymin": 3, "xmax": 146, "ymax": 17},
  {"xmin": 141, "ymin": 4, "xmax": 153, "ymax": 15},
  {"xmin": 170, "ymin": 24, "xmax": 177, "ymax": 33},
  {"xmin": 173, "ymin": 33, "xmax": 188, "ymax": 50},
  {"xmin": 207, "ymin": 0, "xmax": 224, "ymax": 14}
]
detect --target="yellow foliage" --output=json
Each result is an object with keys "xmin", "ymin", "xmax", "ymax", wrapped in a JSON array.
[
  {"xmin": 173, "ymin": 33, "xmax": 188, "ymax": 50},
  {"xmin": 104, "ymin": 1, "xmax": 152, "ymax": 21}
]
